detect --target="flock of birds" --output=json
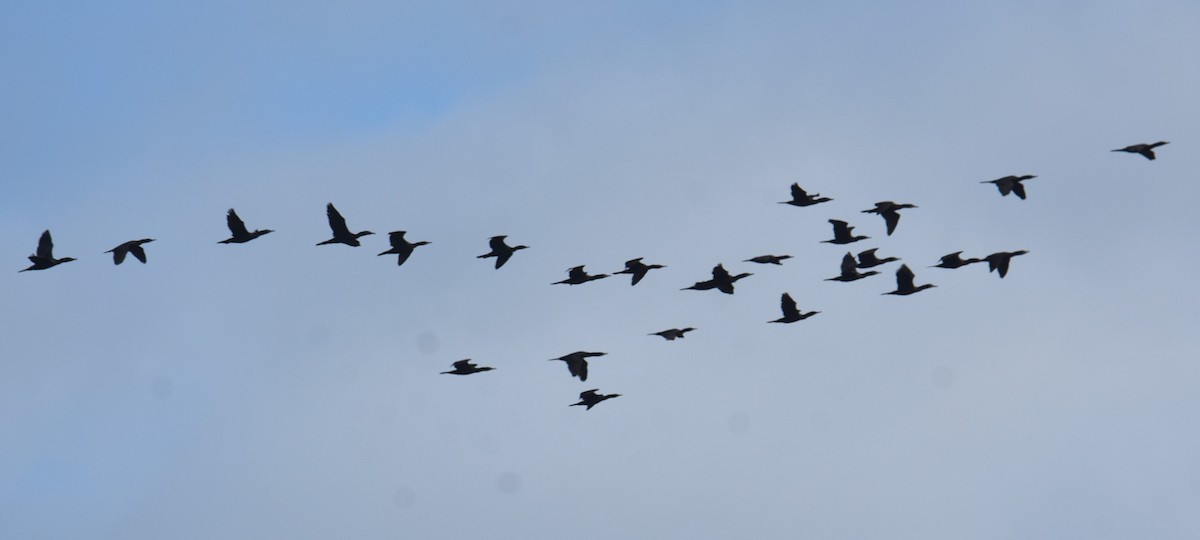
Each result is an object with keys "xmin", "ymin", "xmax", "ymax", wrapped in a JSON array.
[{"xmin": 18, "ymin": 141, "xmax": 1168, "ymax": 410}]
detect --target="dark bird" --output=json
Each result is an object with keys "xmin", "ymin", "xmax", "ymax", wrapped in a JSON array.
[
  {"xmin": 821, "ymin": 220, "xmax": 870, "ymax": 245},
  {"xmin": 855, "ymin": 248, "xmax": 898, "ymax": 269},
  {"xmin": 682, "ymin": 264, "xmax": 752, "ymax": 294},
  {"xmin": 377, "ymin": 231, "xmax": 430, "ymax": 266},
  {"xmin": 1112, "ymin": 141, "xmax": 1169, "ymax": 160},
  {"xmin": 825, "ymin": 252, "xmax": 879, "ymax": 282},
  {"xmin": 932, "ymin": 251, "xmax": 983, "ymax": 269},
  {"xmin": 219, "ymin": 209, "xmax": 273, "ymax": 244},
  {"xmin": 20, "ymin": 230, "xmax": 76, "ymax": 272},
  {"xmin": 571, "ymin": 389, "xmax": 621, "ymax": 410},
  {"xmin": 983, "ymin": 250, "xmax": 1028, "ymax": 278},
  {"xmin": 317, "ymin": 203, "xmax": 374, "ymax": 246},
  {"xmin": 982, "ymin": 175, "xmax": 1036, "ymax": 200},
  {"xmin": 770, "ymin": 293, "xmax": 819, "ymax": 323},
  {"xmin": 550, "ymin": 351, "xmax": 607, "ymax": 381},
  {"xmin": 553, "ymin": 265, "xmax": 609, "ymax": 285},
  {"xmin": 651, "ymin": 328, "xmax": 695, "ymax": 341},
  {"xmin": 477, "ymin": 235, "xmax": 528, "ymax": 269},
  {"xmin": 862, "ymin": 201, "xmax": 917, "ymax": 236},
  {"xmin": 613, "ymin": 257, "xmax": 665, "ymax": 285},
  {"xmin": 744, "ymin": 254, "xmax": 792, "ymax": 265},
  {"xmin": 779, "ymin": 183, "xmax": 832, "ymax": 207},
  {"xmin": 884, "ymin": 264, "xmax": 936, "ymax": 296},
  {"xmin": 106, "ymin": 238, "xmax": 155, "ymax": 265},
  {"xmin": 441, "ymin": 359, "xmax": 495, "ymax": 375}
]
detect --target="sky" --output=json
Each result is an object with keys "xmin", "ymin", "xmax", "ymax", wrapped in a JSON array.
[{"xmin": 3, "ymin": 1, "xmax": 1200, "ymax": 538}]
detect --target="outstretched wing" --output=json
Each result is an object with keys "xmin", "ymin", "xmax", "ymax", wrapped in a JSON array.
[
  {"xmin": 780, "ymin": 293, "xmax": 798, "ymax": 318},
  {"xmin": 388, "ymin": 231, "xmax": 407, "ymax": 249},
  {"xmin": 112, "ymin": 246, "xmax": 128, "ymax": 265},
  {"xmin": 36, "ymin": 230, "xmax": 54, "ymax": 259},
  {"xmin": 326, "ymin": 203, "xmax": 350, "ymax": 236},
  {"xmin": 452, "ymin": 359, "xmax": 474, "ymax": 370},
  {"xmin": 790, "ymin": 183, "xmax": 807, "ymax": 200},
  {"xmin": 839, "ymin": 253, "xmax": 857, "ymax": 275},
  {"xmin": 226, "ymin": 209, "xmax": 250, "ymax": 236},
  {"xmin": 896, "ymin": 264, "xmax": 916, "ymax": 290},
  {"xmin": 489, "ymin": 236, "xmax": 508, "ymax": 251},
  {"xmin": 882, "ymin": 210, "xmax": 900, "ymax": 236}
]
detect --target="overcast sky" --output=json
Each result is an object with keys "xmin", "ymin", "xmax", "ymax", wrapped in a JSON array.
[{"xmin": 3, "ymin": 2, "xmax": 1200, "ymax": 538}]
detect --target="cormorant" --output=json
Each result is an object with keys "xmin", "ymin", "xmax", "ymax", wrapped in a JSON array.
[
  {"xmin": 825, "ymin": 252, "xmax": 879, "ymax": 282},
  {"xmin": 477, "ymin": 235, "xmax": 528, "ymax": 269},
  {"xmin": 219, "ymin": 209, "xmax": 273, "ymax": 244},
  {"xmin": 317, "ymin": 203, "xmax": 374, "ymax": 246},
  {"xmin": 550, "ymin": 351, "xmax": 606, "ymax": 381},
  {"xmin": 855, "ymin": 248, "xmax": 898, "ymax": 269},
  {"xmin": 651, "ymin": 328, "xmax": 695, "ymax": 340},
  {"xmin": 441, "ymin": 359, "xmax": 495, "ymax": 375},
  {"xmin": 20, "ymin": 230, "xmax": 76, "ymax": 272},
  {"xmin": 862, "ymin": 201, "xmax": 917, "ymax": 236},
  {"xmin": 613, "ymin": 258, "xmax": 665, "ymax": 285},
  {"xmin": 932, "ymin": 251, "xmax": 982, "ymax": 269},
  {"xmin": 1112, "ymin": 141, "xmax": 1169, "ymax": 160},
  {"xmin": 553, "ymin": 265, "xmax": 609, "ymax": 285},
  {"xmin": 779, "ymin": 183, "xmax": 832, "ymax": 207},
  {"xmin": 982, "ymin": 175, "xmax": 1036, "ymax": 200},
  {"xmin": 682, "ymin": 264, "xmax": 752, "ymax": 294},
  {"xmin": 983, "ymin": 250, "xmax": 1028, "ymax": 278},
  {"xmin": 377, "ymin": 231, "xmax": 430, "ymax": 266},
  {"xmin": 106, "ymin": 238, "xmax": 155, "ymax": 265},
  {"xmin": 744, "ymin": 254, "xmax": 792, "ymax": 265},
  {"xmin": 821, "ymin": 220, "xmax": 869, "ymax": 245},
  {"xmin": 770, "ymin": 293, "xmax": 819, "ymax": 323},
  {"xmin": 571, "ymin": 389, "xmax": 621, "ymax": 410},
  {"xmin": 884, "ymin": 264, "xmax": 936, "ymax": 295}
]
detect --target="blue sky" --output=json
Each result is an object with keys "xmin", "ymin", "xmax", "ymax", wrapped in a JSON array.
[{"xmin": 3, "ymin": 2, "xmax": 1200, "ymax": 538}]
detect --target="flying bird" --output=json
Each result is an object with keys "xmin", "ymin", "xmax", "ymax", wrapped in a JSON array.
[
  {"xmin": 855, "ymin": 248, "xmax": 898, "ymax": 269},
  {"xmin": 219, "ymin": 209, "xmax": 273, "ymax": 244},
  {"xmin": 682, "ymin": 264, "xmax": 751, "ymax": 294},
  {"xmin": 862, "ymin": 201, "xmax": 917, "ymax": 236},
  {"xmin": 571, "ymin": 389, "xmax": 621, "ymax": 410},
  {"xmin": 821, "ymin": 220, "xmax": 870, "ymax": 245},
  {"xmin": 1112, "ymin": 141, "xmax": 1169, "ymax": 160},
  {"xmin": 317, "ymin": 203, "xmax": 374, "ymax": 246},
  {"xmin": 779, "ymin": 183, "xmax": 832, "ymax": 207},
  {"xmin": 441, "ymin": 359, "xmax": 495, "ymax": 375},
  {"xmin": 650, "ymin": 328, "xmax": 695, "ymax": 341},
  {"xmin": 106, "ymin": 238, "xmax": 155, "ymax": 265},
  {"xmin": 932, "ymin": 251, "xmax": 982, "ymax": 269},
  {"xmin": 553, "ymin": 265, "xmax": 609, "ymax": 285},
  {"xmin": 770, "ymin": 293, "xmax": 819, "ymax": 323},
  {"xmin": 982, "ymin": 175, "xmax": 1036, "ymax": 200},
  {"xmin": 550, "ymin": 351, "xmax": 607, "ymax": 381},
  {"xmin": 613, "ymin": 258, "xmax": 665, "ymax": 285},
  {"xmin": 983, "ymin": 250, "xmax": 1028, "ymax": 278},
  {"xmin": 884, "ymin": 264, "xmax": 936, "ymax": 296},
  {"xmin": 477, "ymin": 235, "xmax": 528, "ymax": 269},
  {"xmin": 377, "ymin": 231, "xmax": 430, "ymax": 266},
  {"xmin": 20, "ymin": 230, "xmax": 76, "ymax": 272},
  {"xmin": 744, "ymin": 254, "xmax": 792, "ymax": 265},
  {"xmin": 825, "ymin": 252, "xmax": 879, "ymax": 282}
]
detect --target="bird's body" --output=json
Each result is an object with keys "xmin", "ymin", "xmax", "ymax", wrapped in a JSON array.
[
  {"xmin": 744, "ymin": 254, "xmax": 792, "ymax": 265},
  {"xmin": 317, "ymin": 203, "xmax": 374, "ymax": 247},
  {"xmin": 855, "ymin": 248, "xmax": 898, "ymax": 269},
  {"xmin": 614, "ymin": 258, "xmax": 665, "ymax": 285},
  {"xmin": 571, "ymin": 389, "xmax": 621, "ymax": 410},
  {"xmin": 106, "ymin": 238, "xmax": 155, "ymax": 265},
  {"xmin": 553, "ymin": 265, "xmax": 608, "ymax": 285},
  {"xmin": 884, "ymin": 264, "xmax": 936, "ymax": 295},
  {"xmin": 982, "ymin": 175, "xmax": 1036, "ymax": 200},
  {"xmin": 862, "ymin": 201, "xmax": 917, "ymax": 236},
  {"xmin": 932, "ymin": 251, "xmax": 982, "ymax": 269},
  {"xmin": 20, "ymin": 230, "xmax": 76, "ymax": 272},
  {"xmin": 477, "ymin": 235, "xmax": 528, "ymax": 269},
  {"xmin": 1112, "ymin": 141, "xmax": 1168, "ymax": 160},
  {"xmin": 550, "ymin": 351, "xmax": 607, "ymax": 381},
  {"xmin": 779, "ymin": 183, "xmax": 832, "ymax": 207},
  {"xmin": 770, "ymin": 293, "xmax": 819, "ymax": 323},
  {"xmin": 219, "ymin": 209, "xmax": 273, "ymax": 244},
  {"xmin": 983, "ymin": 250, "xmax": 1028, "ymax": 278},
  {"xmin": 377, "ymin": 231, "xmax": 430, "ymax": 266},
  {"xmin": 441, "ymin": 359, "xmax": 495, "ymax": 375},
  {"xmin": 651, "ymin": 327, "xmax": 695, "ymax": 340},
  {"xmin": 822, "ymin": 220, "xmax": 869, "ymax": 245},
  {"xmin": 825, "ymin": 252, "xmax": 879, "ymax": 282}
]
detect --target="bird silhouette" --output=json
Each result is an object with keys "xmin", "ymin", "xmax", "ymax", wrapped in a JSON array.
[
  {"xmin": 779, "ymin": 183, "xmax": 832, "ymax": 207},
  {"xmin": 744, "ymin": 254, "xmax": 792, "ymax": 265},
  {"xmin": 982, "ymin": 175, "xmax": 1036, "ymax": 200},
  {"xmin": 932, "ymin": 251, "xmax": 982, "ymax": 269},
  {"xmin": 1112, "ymin": 141, "xmax": 1168, "ymax": 160},
  {"xmin": 219, "ymin": 209, "xmax": 273, "ymax": 244},
  {"xmin": 884, "ymin": 264, "xmax": 936, "ymax": 295},
  {"xmin": 613, "ymin": 258, "xmax": 665, "ymax": 285},
  {"xmin": 553, "ymin": 265, "xmax": 609, "ymax": 285},
  {"xmin": 571, "ymin": 389, "xmax": 621, "ymax": 410},
  {"xmin": 20, "ymin": 230, "xmax": 76, "ymax": 272},
  {"xmin": 477, "ymin": 235, "xmax": 528, "ymax": 269},
  {"xmin": 650, "ymin": 328, "xmax": 695, "ymax": 340},
  {"xmin": 825, "ymin": 252, "xmax": 879, "ymax": 282},
  {"xmin": 855, "ymin": 248, "xmax": 898, "ymax": 269},
  {"xmin": 106, "ymin": 238, "xmax": 155, "ymax": 265},
  {"xmin": 862, "ymin": 201, "xmax": 917, "ymax": 236},
  {"xmin": 377, "ymin": 231, "xmax": 430, "ymax": 266},
  {"xmin": 983, "ymin": 250, "xmax": 1028, "ymax": 278},
  {"xmin": 550, "ymin": 351, "xmax": 607, "ymax": 381},
  {"xmin": 770, "ymin": 292, "xmax": 819, "ymax": 323},
  {"xmin": 682, "ymin": 264, "xmax": 752, "ymax": 294},
  {"xmin": 441, "ymin": 359, "xmax": 495, "ymax": 375},
  {"xmin": 317, "ymin": 203, "xmax": 374, "ymax": 246},
  {"xmin": 821, "ymin": 220, "xmax": 870, "ymax": 244}
]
